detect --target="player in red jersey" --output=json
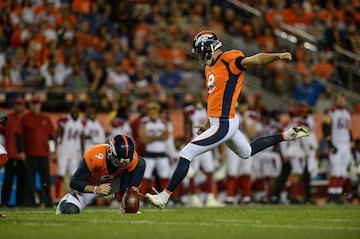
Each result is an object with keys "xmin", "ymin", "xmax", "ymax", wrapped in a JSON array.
[
  {"xmin": 56, "ymin": 134, "xmax": 145, "ymax": 214},
  {"xmin": 145, "ymin": 30, "xmax": 310, "ymax": 208},
  {"xmin": 1, "ymin": 98, "xmax": 26, "ymax": 207},
  {"xmin": 16, "ymin": 96, "xmax": 56, "ymax": 207}
]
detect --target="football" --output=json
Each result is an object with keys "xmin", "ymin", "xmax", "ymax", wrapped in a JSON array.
[{"xmin": 122, "ymin": 187, "xmax": 141, "ymax": 213}]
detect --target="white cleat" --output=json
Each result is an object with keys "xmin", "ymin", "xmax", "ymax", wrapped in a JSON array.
[
  {"xmin": 190, "ymin": 195, "xmax": 203, "ymax": 207},
  {"xmin": 55, "ymin": 193, "xmax": 70, "ymax": 215},
  {"xmin": 145, "ymin": 193, "xmax": 167, "ymax": 209},
  {"xmin": 205, "ymin": 194, "xmax": 225, "ymax": 207},
  {"xmin": 284, "ymin": 126, "xmax": 310, "ymax": 140}
]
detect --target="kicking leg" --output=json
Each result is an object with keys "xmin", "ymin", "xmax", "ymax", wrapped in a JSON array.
[{"xmin": 251, "ymin": 127, "xmax": 309, "ymax": 156}]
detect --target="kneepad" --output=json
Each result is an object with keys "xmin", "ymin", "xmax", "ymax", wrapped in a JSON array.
[{"xmin": 63, "ymin": 202, "xmax": 80, "ymax": 214}]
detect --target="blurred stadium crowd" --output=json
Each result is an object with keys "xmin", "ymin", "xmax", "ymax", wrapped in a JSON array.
[
  {"xmin": 0, "ymin": 0, "xmax": 359, "ymax": 111},
  {"xmin": 0, "ymin": 0, "xmax": 360, "ymax": 208}
]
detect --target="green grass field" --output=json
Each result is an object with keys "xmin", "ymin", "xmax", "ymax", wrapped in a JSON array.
[{"xmin": 0, "ymin": 205, "xmax": 359, "ymax": 239}]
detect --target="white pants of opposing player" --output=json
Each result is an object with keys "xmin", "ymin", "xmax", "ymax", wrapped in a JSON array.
[
  {"xmin": 57, "ymin": 145, "xmax": 81, "ymax": 176},
  {"xmin": 189, "ymin": 150, "xmax": 215, "ymax": 176},
  {"xmin": 181, "ymin": 117, "xmax": 251, "ymax": 162},
  {"xmin": 281, "ymin": 139, "xmax": 307, "ymax": 174},
  {"xmin": 225, "ymin": 146, "xmax": 252, "ymax": 177},
  {"xmin": 329, "ymin": 143, "xmax": 352, "ymax": 177},
  {"xmin": 303, "ymin": 134, "xmax": 319, "ymax": 177},
  {"xmin": 143, "ymin": 156, "xmax": 172, "ymax": 179},
  {"xmin": 252, "ymin": 149, "xmax": 282, "ymax": 179},
  {"xmin": 186, "ymin": 150, "xmax": 216, "ymax": 187},
  {"xmin": 64, "ymin": 177, "xmax": 121, "ymax": 212}
]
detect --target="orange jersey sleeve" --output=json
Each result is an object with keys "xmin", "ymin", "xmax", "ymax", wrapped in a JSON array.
[{"xmin": 205, "ymin": 50, "xmax": 245, "ymax": 118}]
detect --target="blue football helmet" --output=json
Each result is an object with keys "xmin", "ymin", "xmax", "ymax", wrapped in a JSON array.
[
  {"xmin": 192, "ymin": 30, "xmax": 223, "ymax": 65},
  {"xmin": 108, "ymin": 135, "xmax": 135, "ymax": 169}
]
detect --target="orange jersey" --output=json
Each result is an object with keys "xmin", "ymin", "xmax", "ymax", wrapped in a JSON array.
[
  {"xmin": 205, "ymin": 50, "xmax": 245, "ymax": 118},
  {"xmin": 84, "ymin": 144, "xmax": 139, "ymax": 185}
]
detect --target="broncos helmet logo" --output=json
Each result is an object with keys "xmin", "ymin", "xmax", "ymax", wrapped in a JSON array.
[{"xmin": 192, "ymin": 30, "xmax": 223, "ymax": 65}]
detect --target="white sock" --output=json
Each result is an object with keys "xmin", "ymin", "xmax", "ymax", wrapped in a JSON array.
[{"xmin": 161, "ymin": 191, "xmax": 171, "ymax": 201}]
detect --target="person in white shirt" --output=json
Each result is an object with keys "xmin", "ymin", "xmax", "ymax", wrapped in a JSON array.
[
  {"xmin": 54, "ymin": 104, "xmax": 84, "ymax": 202},
  {"xmin": 138, "ymin": 102, "xmax": 171, "ymax": 198},
  {"xmin": 323, "ymin": 95, "xmax": 353, "ymax": 204}
]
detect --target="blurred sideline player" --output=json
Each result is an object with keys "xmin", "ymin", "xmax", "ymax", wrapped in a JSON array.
[
  {"xmin": 130, "ymin": 100, "xmax": 148, "ymax": 157},
  {"xmin": 299, "ymin": 105, "xmax": 319, "ymax": 203},
  {"xmin": 82, "ymin": 105, "xmax": 106, "ymax": 152},
  {"xmin": 183, "ymin": 94, "xmax": 223, "ymax": 207},
  {"xmin": 160, "ymin": 101, "xmax": 179, "ymax": 169},
  {"xmin": 0, "ymin": 112, "xmax": 8, "ymax": 218},
  {"xmin": 145, "ymin": 30, "xmax": 310, "ymax": 209},
  {"xmin": 108, "ymin": 103, "xmax": 133, "ymax": 139},
  {"xmin": 1, "ymin": 97, "xmax": 26, "ymax": 207},
  {"xmin": 252, "ymin": 109, "xmax": 282, "ymax": 203},
  {"xmin": 56, "ymin": 134, "xmax": 145, "ymax": 214},
  {"xmin": 225, "ymin": 97, "xmax": 256, "ymax": 205},
  {"xmin": 280, "ymin": 108, "xmax": 309, "ymax": 203},
  {"xmin": 54, "ymin": 104, "xmax": 84, "ymax": 203},
  {"xmin": 323, "ymin": 95, "xmax": 352, "ymax": 204},
  {"xmin": 138, "ymin": 102, "xmax": 171, "ymax": 197},
  {"xmin": 16, "ymin": 95, "xmax": 56, "ymax": 207},
  {"xmin": 350, "ymin": 139, "xmax": 360, "ymax": 201}
]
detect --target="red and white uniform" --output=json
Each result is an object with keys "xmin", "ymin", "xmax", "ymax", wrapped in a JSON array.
[
  {"xmin": 163, "ymin": 114, "xmax": 179, "ymax": 163},
  {"xmin": 141, "ymin": 116, "xmax": 171, "ymax": 179},
  {"xmin": 57, "ymin": 115, "xmax": 84, "ymax": 176},
  {"xmin": 251, "ymin": 118, "xmax": 282, "ymax": 202},
  {"xmin": 327, "ymin": 107, "xmax": 352, "ymax": 177},
  {"xmin": 108, "ymin": 117, "xmax": 132, "ymax": 140},
  {"xmin": 0, "ymin": 144, "xmax": 8, "ymax": 167},
  {"xmin": 252, "ymin": 119, "xmax": 282, "ymax": 179},
  {"xmin": 303, "ymin": 114, "xmax": 319, "ymax": 177},
  {"xmin": 0, "ymin": 124, "xmax": 8, "ymax": 167},
  {"xmin": 82, "ymin": 118, "xmax": 106, "ymax": 153},
  {"xmin": 225, "ymin": 110, "xmax": 256, "ymax": 203},
  {"xmin": 280, "ymin": 117, "xmax": 308, "ymax": 174}
]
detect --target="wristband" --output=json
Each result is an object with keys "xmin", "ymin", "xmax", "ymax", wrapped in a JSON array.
[{"xmin": 93, "ymin": 186, "xmax": 98, "ymax": 194}]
